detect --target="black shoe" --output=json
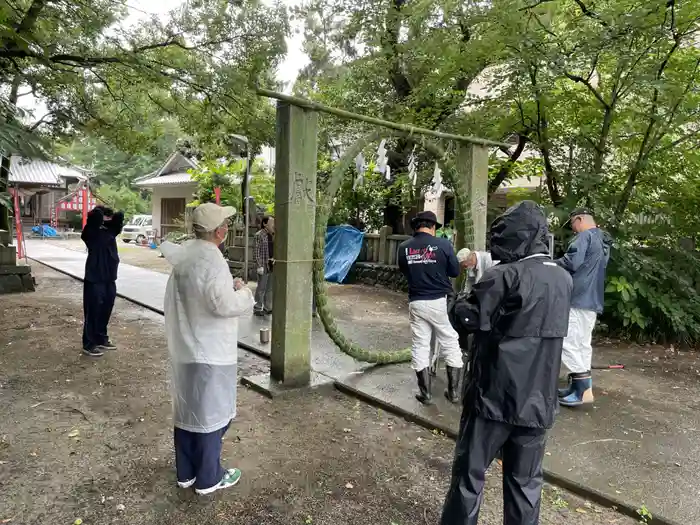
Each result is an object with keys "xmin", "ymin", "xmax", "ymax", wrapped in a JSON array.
[
  {"xmin": 82, "ymin": 347, "xmax": 104, "ymax": 357},
  {"xmin": 254, "ymin": 310, "xmax": 265, "ymax": 317},
  {"xmin": 263, "ymin": 309, "xmax": 273, "ymax": 316},
  {"xmin": 415, "ymin": 368, "xmax": 433, "ymax": 405},
  {"xmin": 444, "ymin": 366, "xmax": 461, "ymax": 404},
  {"xmin": 99, "ymin": 341, "xmax": 117, "ymax": 351}
]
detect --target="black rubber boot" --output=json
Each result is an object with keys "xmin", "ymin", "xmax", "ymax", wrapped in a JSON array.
[
  {"xmin": 445, "ymin": 366, "xmax": 461, "ymax": 404},
  {"xmin": 415, "ymin": 368, "xmax": 433, "ymax": 405}
]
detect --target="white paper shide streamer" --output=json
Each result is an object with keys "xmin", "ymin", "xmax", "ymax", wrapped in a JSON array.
[
  {"xmin": 375, "ymin": 139, "xmax": 388, "ymax": 175},
  {"xmin": 408, "ymin": 146, "xmax": 417, "ymax": 188},
  {"xmin": 431, "ymin": 161, "xmax": 443, "ymax": 196},
  {"xmin": 353, "ymin": 152, "xmax": 366, "ymax": 191}
]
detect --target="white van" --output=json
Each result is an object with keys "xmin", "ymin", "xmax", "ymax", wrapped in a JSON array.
[{"xmin": 121, "ymin": 215, "xmax": 153, "ymax": 244}]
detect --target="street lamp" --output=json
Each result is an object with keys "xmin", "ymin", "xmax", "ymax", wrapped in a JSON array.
[{"xmin": 230, "ymin": 134, "xmax": 251, "ymax": 283}]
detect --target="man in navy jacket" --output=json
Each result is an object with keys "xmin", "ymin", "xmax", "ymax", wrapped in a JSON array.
[
  {"xmin": 556, "ymin": 208, "xmax": 612, "ymax": 406},
  {"xmin": 398, "ymin": 211, "xmax": 463, "ymax": 405},
  {"xmin": 81, "ymin": 205, "xmax": 124, "ymax": 357}
]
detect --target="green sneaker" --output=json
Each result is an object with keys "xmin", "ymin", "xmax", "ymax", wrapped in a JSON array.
[{"xmin": 195, "ymin": 468, "xmax": 242, "ymax": 495}]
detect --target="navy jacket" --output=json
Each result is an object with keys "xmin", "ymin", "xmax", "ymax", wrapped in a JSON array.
[
  {"xmin": 398, "ymin": 232, "xmax": 460, "ymax": 302},
  {"xmin": 556, "ymin": 228, "xmax": 611, "ymax": 314},
  {"xmin": 82, "ymin": 208, "xmax": 124, "ymax": 283}
]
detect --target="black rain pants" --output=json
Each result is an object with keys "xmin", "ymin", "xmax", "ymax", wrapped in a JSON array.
[{"xmin": 440, "ymin": 414, "xmax": 547, "ymax": 525}]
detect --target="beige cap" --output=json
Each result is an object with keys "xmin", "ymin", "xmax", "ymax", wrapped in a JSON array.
[
  {"xmin": 192, "ymin": 202, "xmax": 236, "ymax": 232},
  {"xmin": 456, "ymin": 248, "xmax": 472, "ymax": 263}
]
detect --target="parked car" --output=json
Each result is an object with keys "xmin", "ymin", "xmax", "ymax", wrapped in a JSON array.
[{"xmin": 121, "ymin": 214, "xmax": 153, "ymax": 244}]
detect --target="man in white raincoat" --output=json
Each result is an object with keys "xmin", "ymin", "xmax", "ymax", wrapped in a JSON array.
[
  {"xmin": 161, "ymin": 202, "xmax": 255, "ymax": 495},
  {"xmin": 456, "ymin": 248, "xmax": 498, "ymax": 294}
]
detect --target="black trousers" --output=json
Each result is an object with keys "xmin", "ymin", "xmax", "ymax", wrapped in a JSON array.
[
  {"xmin": 441, "ymin": 414, "xmax": 547, "ymax": 525},
  {"xmin": 174, "ymin": 422, "xmax": 230, "ymax": 490},
  {"xmin": 82, "ymin": 281, "xmax": 117, "ymax": 350}
]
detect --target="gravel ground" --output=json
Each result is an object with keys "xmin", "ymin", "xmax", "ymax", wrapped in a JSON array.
[{"xmin": 0, "ymin": 264, "xmax": 636, "ymax": 525}]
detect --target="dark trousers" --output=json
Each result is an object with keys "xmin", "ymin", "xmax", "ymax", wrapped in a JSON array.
[
  {"xmin": 441, "ymin": 414, "xmax": 547, "ymax": 525},
  {"xmin": 82, "ymin": 281, "xmax": 117, "ymax": 350},
  {"xmin": 174, "ymin": 422, "xmax": 230, "ymax": 490}
]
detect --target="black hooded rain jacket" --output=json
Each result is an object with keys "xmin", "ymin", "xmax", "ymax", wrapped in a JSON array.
[{"xmin": 450, "ymin": 201, "xmax": 573, "ymax": 429}]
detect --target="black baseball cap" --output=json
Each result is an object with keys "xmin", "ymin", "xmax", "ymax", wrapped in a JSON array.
[
  {"xmin": 410, "ymin": 210, "xmax": 442, "ymax": 230},
  {"xmin": 564, "ymin": 207, "xmax": 594, "ymax": 227},
  {"xmin": 569, "ymin": 207, "xmax": 594, "ymax": 219}
]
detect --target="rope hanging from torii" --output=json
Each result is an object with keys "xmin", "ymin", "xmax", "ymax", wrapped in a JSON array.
[{"xmin": 312, "ymin": 132, "xmax": 475, "ymax": 364}]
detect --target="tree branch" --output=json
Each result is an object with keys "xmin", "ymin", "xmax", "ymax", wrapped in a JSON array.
[
  {"xmin": 519, "ymin": 0, "xmax": 556, "ymax": 11},
  {"xmin": 381, "ymin": 0, "xmax": 411, "ymax": 99},
  {"xmin": 488, "ymin": 134, "xmax": 528, "ymax": 194},
  {"xmin": 14, "ymin": 0, "xmax": 48, "ymax": 35},
  {"xmin": 564, "ymin": 71, "xmax": 609, "ymax": 109},
  {"xmin": 614, "ymin": 30, "xmax": 683, "ymax": 221},
  {"xmin": 573, "ymin": 0, "xmax": 609, "ymax": 27},
  {"xmin": 29, "ymin": 112, "xmax": 54, "ymax": 131}
]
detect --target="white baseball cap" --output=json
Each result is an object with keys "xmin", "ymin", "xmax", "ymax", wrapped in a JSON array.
[{"xmin": 192, "ymin": 202, "xmax": 236, "ymax": 232}]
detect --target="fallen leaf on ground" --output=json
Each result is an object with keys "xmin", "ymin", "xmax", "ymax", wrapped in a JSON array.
[
  {"xmin": 575, "ymin": 508, "xmax": 587, "ymax": 514},
  {"xmin": 342, "ymin": 428, "xmax": 351, "ymax": 433},
  {"xmin": 67, "ymin": 430, "xmax": 80, "ymax": 438},
  {"xmin": 345, "ymin": 482, "xmax": 354, "ymax": 489}
]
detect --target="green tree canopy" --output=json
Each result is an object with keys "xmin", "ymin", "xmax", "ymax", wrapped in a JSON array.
[{"xmin": 0, "ymin": 0, "xmax": 289, "ymax": 227}]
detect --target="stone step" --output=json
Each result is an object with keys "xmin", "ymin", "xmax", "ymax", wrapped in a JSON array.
[
  {"xmin": 229, "ymin": 235, "xmax": 256, "ymax": 247},
  {"xmin": 0, "ymin": 245, "xmax": 17, "ymax": 265}
]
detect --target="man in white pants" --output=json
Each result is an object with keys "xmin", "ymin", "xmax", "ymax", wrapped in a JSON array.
[
  {"xmin": 556, "ymin": 208, "xmax": 612, "ymax": 407},
  {"xmin": 398, "ymin": 211, "xmax": 463, "ymax": 405}
]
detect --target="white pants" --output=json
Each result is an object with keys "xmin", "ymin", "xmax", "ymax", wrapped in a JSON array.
[
  {"xmin": 409, "ymin": 297, "xmax": 463, "ymax": 371},
  {"xmin": 561, "ymin": 308, "xmax": 597, "ymax": 374}
]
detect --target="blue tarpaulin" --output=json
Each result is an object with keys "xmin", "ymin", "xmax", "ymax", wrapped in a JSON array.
[
  {"xmin": 31, "ymin": 225, "xmax": 58, "ymax": 237},
  {"xmin": 324, "ymin": 225, "xmax": 364, "ymax": 283}
]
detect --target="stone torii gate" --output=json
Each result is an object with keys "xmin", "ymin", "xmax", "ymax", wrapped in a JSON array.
[{"xmin": 242, "ymin": 90, "xmax": 507, "ymax": 396}]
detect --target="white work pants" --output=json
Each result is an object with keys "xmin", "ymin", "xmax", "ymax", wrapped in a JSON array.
[
  {"xmin": 409, "ymin": 297, "xmax": 463, "ymax": 371},
  {"xmin": 561, "ymin": 308, "xmax": 597, "ymax": 374}
]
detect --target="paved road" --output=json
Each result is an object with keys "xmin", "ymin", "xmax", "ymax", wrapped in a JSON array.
[
  {"xmin": 23, "ymin": 240, "xmax": 393, "ymax": 381},
  {"xmin": 25, "ymin": 239, "xmax": 695, "ymax": 524}
]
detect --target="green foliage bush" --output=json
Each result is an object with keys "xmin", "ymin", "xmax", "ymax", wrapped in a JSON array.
[{"xmin": 601, "ymin": 245, "xmax": 700, "ymax": 344}]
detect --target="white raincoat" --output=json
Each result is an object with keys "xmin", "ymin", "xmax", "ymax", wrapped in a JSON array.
[
  {"xmin": 462, "ymin": 251, "xmax": 498, "ymax": 294},
  {"xmin": 161, "ymin": 239, "xmax": 255, "ymax": 434}
]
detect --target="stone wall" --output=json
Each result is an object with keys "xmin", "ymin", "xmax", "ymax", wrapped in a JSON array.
[
  {"xmin": 0, "ymin": 264, "xmax": 36, "ymax": 294},
  {"xmin": 344, "ymin": 262, "xmax": 408, "ymax": 293},
  {"xmin": 227, "ymin": 260, "xmax": 259, "ymax": 282}
]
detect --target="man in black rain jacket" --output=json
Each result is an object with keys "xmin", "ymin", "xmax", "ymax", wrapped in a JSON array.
[
  {"xmin": 441, "ymin": 201, "xmax": 573, "ymax": 525},
  {"xmin": 81, "ymin": 205, "xmax": 124, "ymax": 357}
]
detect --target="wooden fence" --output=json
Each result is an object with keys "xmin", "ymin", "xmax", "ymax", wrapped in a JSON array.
[
  {"xmin": 357, "ymin": 226, "xmax": 410, "ymax": 266},
  {"xmin": 224, "ymin": 223, "xmax": 411, "ymax": 267}
]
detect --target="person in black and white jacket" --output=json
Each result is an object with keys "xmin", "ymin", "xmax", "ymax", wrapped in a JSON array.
[{"xmin": 398, "ymin": 211, "xmax": 463, "ymax": 405}]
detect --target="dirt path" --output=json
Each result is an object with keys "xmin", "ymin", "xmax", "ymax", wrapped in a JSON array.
[{"xmin": 0, "ymin": 265, "xmax": 635, "ymax": 525}]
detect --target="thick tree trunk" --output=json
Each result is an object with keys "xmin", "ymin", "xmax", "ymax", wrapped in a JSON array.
[{"xmin": 0, "ymin": 77, "xmax": 21, "ymax": 232}]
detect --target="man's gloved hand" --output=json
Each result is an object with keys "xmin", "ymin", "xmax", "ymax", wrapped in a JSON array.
[
  {"xmin": 233, "ymin": 278, "xmax": 245, "ymax": 291},
  {"xmin": 257, "ymin": 267, "xmax": 264, "ymax": 276}
]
